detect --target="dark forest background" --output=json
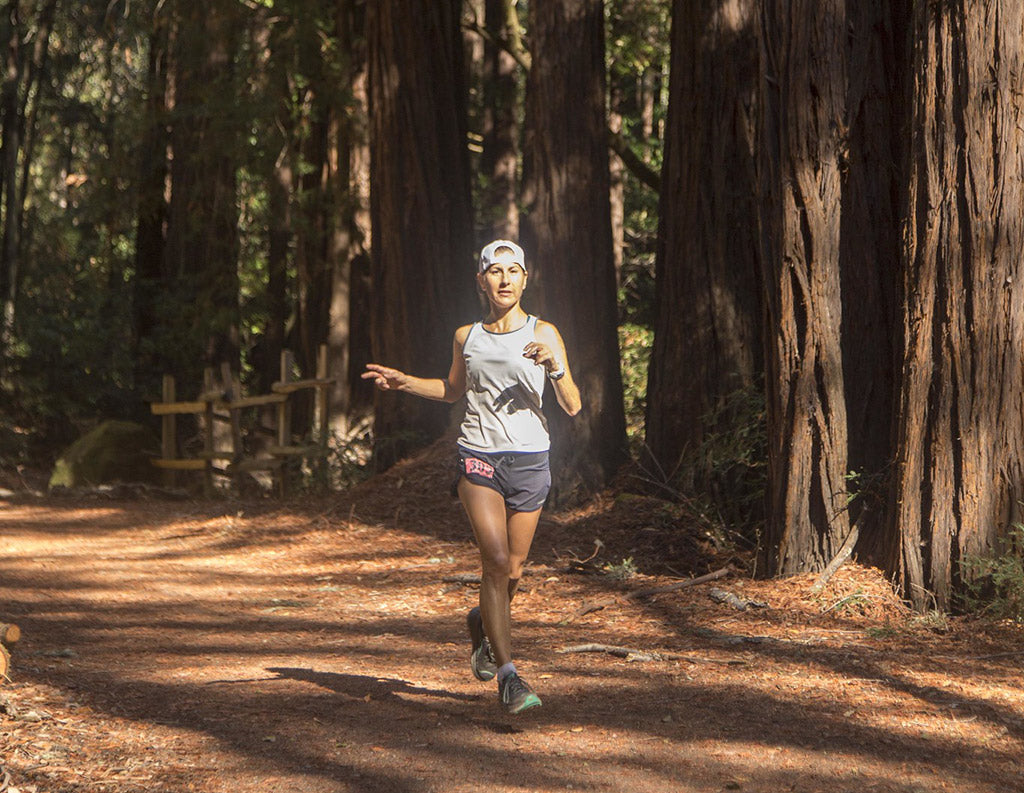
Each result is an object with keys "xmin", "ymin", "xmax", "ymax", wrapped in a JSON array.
[{"xmin": 2, "ymin": 0, "xmax": 1023, "ymax": 616}]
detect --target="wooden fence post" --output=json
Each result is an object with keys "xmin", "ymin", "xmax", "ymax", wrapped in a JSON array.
[
  {"xmin": 316, "ymin": 344, "xmax": 331, "ymax": 478},
  {"xmin": 161, "ymin": 375, "xmax": 176, "ymax": 488},
  {"xmin": 276, "ymin": 351, "xmax": 294, "ymax": 496},
  {"xmin": 202, "ymin": 367, "xmax": 215, "ymax": 496}
]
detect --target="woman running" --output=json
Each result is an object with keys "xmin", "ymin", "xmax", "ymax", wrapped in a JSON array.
[{"xmin": 363, "ymin": 239, "xmax": 581, "ymax": 714}]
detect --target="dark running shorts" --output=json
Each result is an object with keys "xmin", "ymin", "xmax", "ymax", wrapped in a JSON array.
[{"xmin": 456, "ymin": 446, "xmax": 551, "ymax": 512}]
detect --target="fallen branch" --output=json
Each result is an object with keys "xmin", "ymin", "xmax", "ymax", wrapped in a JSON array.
[
  {"xmin": 441, "ymin": 566, "xmax": 550, "ymax": 587},
  {"xmin": 934, "ymin": 651, "xmax": 1024, "ymax": 661},
  {"xmin": 624, "ymin": 566, "xmax": 733, "ymax": 600},
  {"xmin": 571, "ymin": 565, "xmax": 734, "ymax": 619},
  {"xmin": 558, "ymin": 643, "xmax": 683, "ymax": 662},
  {"xmin": 810, "ymin": 524, "xmax": 860, "ymax": 594},
  {"xmin": 708, "ymin": 588, "xmax": 767, "ymax": 611},
  {"xmin": 0, "ymin": 624, "xmax": 19, "ymax": 645},
  {"xmin": 558, "ymin": 643, "xmax": 746, "ymax": 665},
  {"xmin": 442, "ymin": 573, "xmax": 481, "ymax": 585}
]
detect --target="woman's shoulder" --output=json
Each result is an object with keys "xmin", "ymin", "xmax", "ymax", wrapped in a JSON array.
[
  {"xmin": 454, "ymin": 322, "xmax": 477, "ymax": 346},
  {"xmin": 533, "ymin": 317, "xmax": 563, "ymax": 342}
]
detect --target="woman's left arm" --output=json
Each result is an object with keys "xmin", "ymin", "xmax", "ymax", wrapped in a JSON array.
[{"xmin": 524, "ymin": 321, "xmax": 582, "ymax": 416}]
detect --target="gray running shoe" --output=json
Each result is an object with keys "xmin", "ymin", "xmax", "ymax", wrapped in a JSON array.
[
  {"xmin": 498, "ymin": 671, "xmax": 542, "ymax": 714},
  {"xmin": 467, "ymin": 606, "xmax": 497, "ymax": 681}
]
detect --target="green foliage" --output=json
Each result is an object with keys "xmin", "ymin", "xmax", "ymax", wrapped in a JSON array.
[
  {"xmin": 603, "ymin": 556, "xmax": 638, "ymax": 581},
  {"xmin": 322, "ymin": 425, "xmax": 374, "ymax": 492},
  {"xmin": 619, "ymin": 323, "xmax": 652, "ymax": 448},
  {"xmin": 960, "ymin": 525, "xmax": 1024, "ymax": 622},
  {"xmin": 684, "ymin": 385, "xmax": 768, "ymax": 538}
]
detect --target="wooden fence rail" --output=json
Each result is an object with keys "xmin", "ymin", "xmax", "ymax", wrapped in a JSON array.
[{"xmin": 150, "ymin": 345, "xmax": 334, "ymax": 496}]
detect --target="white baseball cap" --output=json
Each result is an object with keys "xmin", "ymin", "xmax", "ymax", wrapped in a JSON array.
[{"xmin": 479, "ymin": 239, "xmax": 526, "ymax": 273}]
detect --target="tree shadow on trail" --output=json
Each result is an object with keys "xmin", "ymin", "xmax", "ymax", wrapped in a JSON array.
[{"xmin": 265, "ymin": 667, "xmax": 477, "ymax": 704}]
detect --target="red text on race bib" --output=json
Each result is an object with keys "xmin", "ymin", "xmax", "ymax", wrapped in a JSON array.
[{"xmin": 465, "ymin": 458, "xmax": 495, "ymax": 479}]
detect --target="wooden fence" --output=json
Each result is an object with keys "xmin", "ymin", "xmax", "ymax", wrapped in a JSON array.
[{"xmin": 150, "ymin": 345, "xmax": 335, "ymax": 496}]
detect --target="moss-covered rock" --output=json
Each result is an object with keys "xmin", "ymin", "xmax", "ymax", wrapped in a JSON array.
[{"xmin": 49, "ymin": 420, "xmax": 160, "ymax": 490}]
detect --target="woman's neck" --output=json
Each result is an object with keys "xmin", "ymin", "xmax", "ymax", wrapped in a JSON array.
[{"xmin": 484, "ymin": 304, "xmax": 528, "ymax": 333}]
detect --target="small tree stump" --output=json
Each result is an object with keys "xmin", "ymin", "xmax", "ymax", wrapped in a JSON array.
[
  {"xmin": 0, "ymin": 644, "xmax": 9, "ymax": 681},
  {"xmin": 0, "ymin": 624, "xmax": 20, "ymax": 645}
]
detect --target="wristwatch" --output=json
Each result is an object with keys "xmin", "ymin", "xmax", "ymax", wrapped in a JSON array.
[{"xmin": 547, "ymin": 366, "xmax": 566, "ymax": 381}]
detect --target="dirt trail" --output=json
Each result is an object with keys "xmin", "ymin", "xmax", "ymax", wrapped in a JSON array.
[{"xmin": 1, "ymin": 453, "xmax": 1023, "ymax": 793}]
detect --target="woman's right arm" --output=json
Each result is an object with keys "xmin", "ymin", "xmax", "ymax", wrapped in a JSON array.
[{"xmin": 362, "ymin": 326, "xmax": 470, "ymax": 404}]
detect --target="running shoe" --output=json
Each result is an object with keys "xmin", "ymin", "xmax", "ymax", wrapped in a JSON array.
[
  {"xmin": 498, "ymin": 671, "xmax": 542, "ymax": 714},
  {"xmin": 466, "ymin": 606, "xmax": 497, "ymax": 681}
]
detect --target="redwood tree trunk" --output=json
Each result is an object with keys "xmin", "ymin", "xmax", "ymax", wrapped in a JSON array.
[
  {"xmin": 164, "ymin": 0, "xmax": 241, "ymax": 383},
  {"xmin": 0, "ymin": 0, "xmax": 21, "ymax": 366},
  {"xmin": 479, "ymin": 0, "xmax": 520, "ymax": 241},
  {"xmin": 521, "ymin": 0, "xmax": 627, "ymax": 504},
  {"xmin": 328, "ymin": 0, "xmax": 371, "ymax": 434},
  {"xmin": 839, "ymin": 0, "xmax": 905, "ymax": 565},
  {"xmin": 132, "ymin": 12, "xmax": 170, "ymax": 391},
  {"xmin": 646, "ymin": 0, "xmax": 762, "ymax": 509},
  {"xmin": 892, "ymin": 2, "xmax": 1024, "ymax": 610},
  {"xmin": 366, "ymin": 0, "xmax": 475, "ymax": 468},
  {"xmin": 758, "ymin": 2, "xmax": 851, "ymax": 574}
]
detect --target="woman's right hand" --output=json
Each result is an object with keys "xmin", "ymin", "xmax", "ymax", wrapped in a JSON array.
[{"xmin": 362, "ymin": 363, "xmax": 408, "ymax": 392}]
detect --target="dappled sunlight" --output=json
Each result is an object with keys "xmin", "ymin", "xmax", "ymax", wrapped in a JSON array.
[{"xmin": 2, "ymin": 498, "xmax": 1023, "ymax": 792}]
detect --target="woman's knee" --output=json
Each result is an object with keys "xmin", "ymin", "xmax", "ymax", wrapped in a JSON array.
[
  {"xmin": 507, "ymin": 555, "xmax": 527, "ymax": 580},
  {"xmin": 480, "ymin": 548, "xmax": 513, "ymax": 579}
]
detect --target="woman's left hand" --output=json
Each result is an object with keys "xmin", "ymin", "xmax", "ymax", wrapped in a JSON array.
[{"xmin": 522, "ymin": 342, "xmax": 561, "ymax": 374}]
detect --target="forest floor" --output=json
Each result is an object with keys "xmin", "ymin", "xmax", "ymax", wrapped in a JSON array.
[{"xmin": 1, "ymin": 441, "xmax": 1023, "ymax": 793}]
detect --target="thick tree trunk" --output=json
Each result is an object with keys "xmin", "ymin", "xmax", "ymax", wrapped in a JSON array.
[
  {"xmin": 758, "ymin": 2, "xmax": 851, "ymax": 574},
  {"xmin": 0, "ymin": 1, "xmax": 21, "ymax": 366},
  {"xmin": 892, "ymin": 2, "xmax": 1024, "ymax": 610},
  {"xmin": 839, "ymin": 1, "xmax": 906, "ymax": 565},
  {"xmin": 164, "ymin": 0, "xmax": 242, "ymax": 383},
  {"xmin": 343, "ymin": 14, "xmax": 374, "ymax": 426},
  {"xmin": 132, "ymin": 14, "xmax": 170, "ymax": 390},
  {"xmin": 646, "ymin": 0, "xmax": 762, "ymax": 508},
  {"xmin": 328, "ymin": 0, "xmax": 371, "ymax": 435},
  {"xmin": 521, "ymin": 0, "xmax": 627, "ymax": 504},
  {"xmin": 366, "ymin": 0, "xmax": 475, "ymax": 469},
  {"xmin": 479, "ymin": 0, "xmax": 520, "ymax": 241}
]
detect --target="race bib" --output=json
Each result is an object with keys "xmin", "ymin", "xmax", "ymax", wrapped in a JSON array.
[{"xmin": 465, "ymin": 457, "xmax": 495, "ymax": 479}]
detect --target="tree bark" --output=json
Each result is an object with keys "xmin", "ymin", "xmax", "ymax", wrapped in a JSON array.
[
  {"xmin": 0, "ymin": 0, "xmax": 21, "ymax": 367},
  {"xmin": 366, "ymin": 0, "xmax": 475, "ymax": 468},
  {"xmin": 838, "ymin": 0, "xmax": 906, "ymax": 566},
  {"xmin": 892, "ymin": 1, "xmax": 1024, "ymax": 610},
  {"xmin": 646, "ymin": 0, "xmax": 762, "ymax": 509},
  {"xmin": 328, "ymin": 0, "xmax": 371, "ymax": 434},
  {"xmin": 758, "ymin": 2, "xmax": 851, "ymax": 574},
  {"xmin": 164, "ymin": 0, "xmax": 242, "ymax": 383},
  {"xmin": 133, "ymin": 10, "xmax": 171, "ymax": 390},
  {"xmin": 479, "ymin": 0, "xmax": 520, "ymax": 241},
  {"xmin": 521, "ymin": 0, "xmax": 627, "ymax": 504}
]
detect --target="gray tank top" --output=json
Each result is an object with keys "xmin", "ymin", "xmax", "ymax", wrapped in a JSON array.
[{"xmin": 458, "ymin": 315, "xmax": 550, "ymax": 453}]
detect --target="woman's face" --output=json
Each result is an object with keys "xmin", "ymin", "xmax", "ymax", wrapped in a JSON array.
[{"xmin": 478, "ymin": 262, "xmax": 527, "ymax": 308}]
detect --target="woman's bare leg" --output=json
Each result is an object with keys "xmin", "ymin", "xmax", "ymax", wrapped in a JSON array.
[{"xmin": 458, "ymin": 478, "xmax": 542, "ymax": 667}]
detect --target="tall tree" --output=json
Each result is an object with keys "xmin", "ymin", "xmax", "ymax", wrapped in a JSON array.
[
  {"xmin": 892, "ymin": 1, "xmax": 1024, "ymax": 610},
  {"xmin": 478, "ymin": 0, "xmax": 520, "ymax": 241},
  {"xmin": 521, "ymin": 0, "xmax": 627, "ymax": 503},
  {"xmin": 838, "ymin": 1, "xmax": 906, "ymax": 563},
  {"xmin": 290, "ymin": 1, "xmax": 341, "ymax": 389},
  {"xmin": 163, "ymin": 0, "xmax": 243, "ymax": 382},
  {"xmin": 0, "ymin": 0, "xmax": 23, "ymax": 369},
  {"xmin": 646, "ymin": 0, "xmax": 762, "ymax": 510},
  {"xmin": 328, "ymin": 0, "xmax": 373, "ymax": 433},
  {"xmin": 757, "ymin": 2, "xmax": 850, "ymax": 574},
  {"xmin": 132, "ymin": 6, "xmax": 171, "ymax": 392},
  {"xmin": 0, "ymin": 0, "xmax": 56, "ymax": 374},
  {"xmin": 366, "ymin": 0, "xmax": 475, "ymax": 468}
]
